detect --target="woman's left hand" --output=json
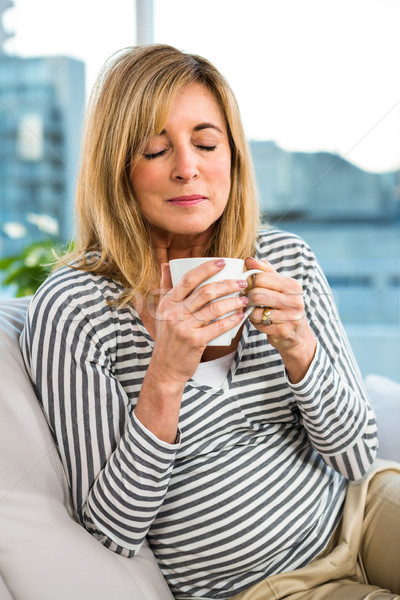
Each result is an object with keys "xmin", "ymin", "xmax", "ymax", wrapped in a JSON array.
[{"xmin": 245, "ymin": 257, "xmax": 317, "ymax": 383}]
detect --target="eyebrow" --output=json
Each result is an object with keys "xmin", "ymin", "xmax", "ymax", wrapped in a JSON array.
[
  {"xmin": 158, "ymin": 122, "xmax": 224, "ymax": 135},
  {"xmin": 194, "ymin": 122, "xmax": 224, "ymax": 133}
]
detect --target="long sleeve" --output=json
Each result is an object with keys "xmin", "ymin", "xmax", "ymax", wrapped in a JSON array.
[
  {"xmin": 20, "ymin": 270, "xmax": 179, "ymax": 557},
  {"xmin": 18, "ymin": 236, "xmax": 379, "ymax": 596},
  {"xmin": 275, "ymin": 238, "xmax": 378, "ymax": 480}
]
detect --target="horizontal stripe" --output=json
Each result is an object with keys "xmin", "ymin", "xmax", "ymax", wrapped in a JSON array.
[{"xmin": 20, "ymin": 229, "xmax": 378, "ymax": 600}]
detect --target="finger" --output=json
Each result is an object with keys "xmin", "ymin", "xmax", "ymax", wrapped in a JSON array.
[
  {"xmin": 160, "ymin": 263, "xmax": 173, "ymax": 294},
  {"xmin": 245, "ymin": 257, "xmax": 303, "ymax": 297},
  {"xmin": 249, "ymin": 306, "xmax": 277, "ymax": 326},
  {"xmin": 203, "ymin": 309, "xmax": 245, "ymax": 343},
  {"xmin": 250, "ymin": 305, "xmax": 304, "ymax": 327},
  {"xmin": 184, "ymin": 278, "xmax": 248, "ymax": 313},
  {"xmin": 248, "ymin": 276, "xmax": 301, "ymax": 299},
  {"xmin": 192, "ymin": 294, "xmax": 249, "ymax": 324},
  {"xmin": 245, "ymin": 257, "xmax": 277, "ymax": 274},
  {"xmin": 168, "ymin": 259, "xmax": 226, "ymax": 302},
  {"xmin": 245, "ymin": 257, "xmax": 287, "ymax": 293},
  {"xmin": 247, "ymin": 287, "xmax": 303, "ymax": 311},
  {"xmin": 245, "ymin": 257, "xmax": 300, "ymax": 295}
]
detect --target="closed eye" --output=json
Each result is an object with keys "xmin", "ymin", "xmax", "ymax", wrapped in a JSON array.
[
  {"xmin": 197, "ymin": 145, "xmax": 216, "ymax": 152},
  {"xmin": 143, "ymin": 149, "xmax": 168, "ymax": 160},
  {"xmin": 144, "ymin": 145, "xmax": 216, "ymax": 160}
]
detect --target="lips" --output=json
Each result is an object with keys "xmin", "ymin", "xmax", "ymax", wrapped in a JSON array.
[{"xmin": 167, "ymin": 195, "xmax": 207, "ymax": 206}]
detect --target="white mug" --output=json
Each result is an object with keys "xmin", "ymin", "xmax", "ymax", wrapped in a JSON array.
[{"xmin": 168, "ymin": 257, "xmax": 262, "ymax": 346}]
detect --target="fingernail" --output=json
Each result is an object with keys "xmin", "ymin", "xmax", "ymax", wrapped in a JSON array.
[
  {"xmin": 240, "ymin": 296, "xmax": 249, "ymax": 305},
  {"xmin": 237, "ymin": 279, "xmax": 248, "ymax": 289},
  {"xmin": 214, "ymin": 259, "xmax": 226, "ymax": 268}
]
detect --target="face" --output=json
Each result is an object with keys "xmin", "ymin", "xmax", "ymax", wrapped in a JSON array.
[{"xmin": 130, "ymin": 82, "xmax": 231, "ymax": 242}]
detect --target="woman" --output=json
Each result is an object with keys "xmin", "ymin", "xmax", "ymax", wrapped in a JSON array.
[{"xmin": 20, "ymin": 45, "xmax": 400, "ymax": 600}]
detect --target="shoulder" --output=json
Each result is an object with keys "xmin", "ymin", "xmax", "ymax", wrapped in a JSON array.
[
  {"xmin": 25, "ymin": 258, "xmax": 125, "ymax": 341},
  {"xmin": 255, "ymin": 227, "xmax": 317, "ymax": 269}
]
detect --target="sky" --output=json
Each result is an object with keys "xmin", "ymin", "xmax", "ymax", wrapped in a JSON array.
[{"xmin": 3, "ymin": 0, "xmax": 400, "ymax": 173}]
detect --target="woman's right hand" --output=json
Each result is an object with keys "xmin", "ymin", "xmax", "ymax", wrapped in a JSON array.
[
  {"xmin": 149, "ymin": 259, "xmax": 248, "ymax": 387},
  {"xmin": 134, "ymin": 259, "xmax": 248, "ymax": 443}
]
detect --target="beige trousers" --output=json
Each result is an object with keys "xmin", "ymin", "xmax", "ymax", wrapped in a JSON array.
[{"xmin": 232, "ymin": 460, "xmax": 400, "ymax": 600}]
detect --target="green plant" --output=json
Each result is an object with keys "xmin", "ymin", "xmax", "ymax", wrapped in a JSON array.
[
  {"xmin": 1, "ymin": 213, "xmax": 74, "ymax": 297},
  {"xmin": 0, "ymin": 239, "xmax": 65, "ymax": 297}
]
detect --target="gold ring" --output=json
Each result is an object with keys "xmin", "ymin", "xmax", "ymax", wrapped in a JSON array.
[{"xmin": 262, "ymin": 307, "xmax": 272, "ymax": 326}]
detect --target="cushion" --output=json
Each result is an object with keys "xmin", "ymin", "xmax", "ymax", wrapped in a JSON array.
[
  {"xmin": 0, "ymin": 297, "xmax": 174, "ymax": 600},
  {"xmin": 364, "ymin": 374, "xmax": 400, "ymax": 462}
]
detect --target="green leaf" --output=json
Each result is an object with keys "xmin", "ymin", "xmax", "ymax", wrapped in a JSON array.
[
  {"xmin": 0, "ymin": 237, "xmax": 72, "ymax": 297},
  {"xmin": 0, "ymin": 255, "xmax": 18, "ymax": 269}
]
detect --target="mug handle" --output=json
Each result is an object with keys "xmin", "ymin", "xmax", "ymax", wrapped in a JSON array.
[{"xmin": 241, "ymin": 268, "xmax": 263, "ymax": 319}]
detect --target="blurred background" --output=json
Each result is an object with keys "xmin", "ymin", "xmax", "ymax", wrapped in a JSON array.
[{"xmin": 0, "ymin": 0, "xmax": 399, "ymax": 381}]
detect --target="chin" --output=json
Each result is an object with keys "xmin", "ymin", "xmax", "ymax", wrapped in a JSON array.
[
  {"xmin": 166, "ymin": 218, "xmax": 216, "ymax": 236},
  {"xmin": 176, "ymin": 224, "xmax": 214, "ymax": 237}
]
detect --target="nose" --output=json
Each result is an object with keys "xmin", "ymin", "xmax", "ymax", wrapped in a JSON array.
[{"xmin": 171, "ymin": 146, "xmax": 199, "ymax": 182}]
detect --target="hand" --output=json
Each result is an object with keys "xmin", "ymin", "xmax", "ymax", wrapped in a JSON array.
[
  {"xmin": 149, "ymin": 259, "xmax": 248, "ymax": 387},
  {"xmin": 245, "ymin": 257, "xmax": 317, "ymax": 382}
]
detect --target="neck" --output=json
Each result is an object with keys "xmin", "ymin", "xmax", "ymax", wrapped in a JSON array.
[{"xmin": 149, "ymin": 226, "xmax": 214, "ymax": 265}]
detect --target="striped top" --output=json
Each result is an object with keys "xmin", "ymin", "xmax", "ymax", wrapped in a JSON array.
[{"xmin": 20, "ymin": 229, "xmax": 378, "ymax": 600}]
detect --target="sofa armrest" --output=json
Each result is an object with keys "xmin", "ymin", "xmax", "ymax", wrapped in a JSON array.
[{"xmin": 364, "ymin": 373, "xmax": 400, "ymax": 462}]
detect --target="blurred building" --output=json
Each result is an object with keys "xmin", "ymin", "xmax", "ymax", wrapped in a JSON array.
[
  {"xmin": 0, "ymin": 0, "xmax": 397, "ymax": 380},
  {"xmin": 0, "ymin": 53, "xmax": 85, "ymax": 256},
  {"xmin": 251, "ymin": 140, "xmax": 400, "ymax": 223},
  {"xmin": 250, "ymin": 141, "xmax": 400, "ymax": 381}
]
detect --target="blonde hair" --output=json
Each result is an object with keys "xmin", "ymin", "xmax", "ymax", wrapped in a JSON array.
[{"xmin": 64, "ymin": 44, "xmax": 260, "ymax": 304}]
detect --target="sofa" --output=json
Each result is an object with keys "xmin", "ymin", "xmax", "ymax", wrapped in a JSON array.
[{"xmin": 1, "ymin": 296, "xmax": 399, "ymax": 600}]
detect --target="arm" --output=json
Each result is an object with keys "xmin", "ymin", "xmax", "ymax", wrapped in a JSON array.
[
  {"xmin": 20, "ymin": 260, "xmax": 247, "ymax": 556},
  {"xmin": 288, "ymin": 249, "xmax": 378, "ymax": 480},
  {"xmin": 246, "ymin": 239, "xmax": 378, "ymax": 481},
  {"xmin": 20, "ymin": 286, "xmax": 179, "ymax": 558}
]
